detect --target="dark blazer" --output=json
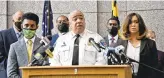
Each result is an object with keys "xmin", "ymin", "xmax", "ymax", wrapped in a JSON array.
[
  {"xmin": 0, "ymin": 28, "xmax": 18, "ymax": 78},
  {"xmin": 7, "ymin": 36, "xmax": 49, "ymax": 78},
  {"xmin": 120, "ymin": 38, "xmax": 158, "ymax": 78},
  {"xmin": 157, "ymin": 50, "xmax": 164, "ymax": 78}
]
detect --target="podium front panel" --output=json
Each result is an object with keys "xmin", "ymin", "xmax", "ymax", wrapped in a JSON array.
[{"xmin": 20, "ymin": 65, "xmax": 132, "ymax": 78}]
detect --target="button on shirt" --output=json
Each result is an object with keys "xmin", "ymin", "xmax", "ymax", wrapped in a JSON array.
[
  {"xmin": 126, "ymin": 41, "xmax": 140, "ymax": 74},
  {"xmin": 49, "ymin": 30, "xmax": 107, "ymax": 66}
]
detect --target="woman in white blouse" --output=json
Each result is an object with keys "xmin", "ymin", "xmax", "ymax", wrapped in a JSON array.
[{"xmin": 121, "ymin": 13, "xmax": 158, "ymax": 78}]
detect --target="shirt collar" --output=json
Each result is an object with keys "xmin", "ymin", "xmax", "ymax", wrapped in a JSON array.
[
  {"xmin": 13, "ymin": 25, "xmax": 20, "ymax": 34},
  {"xmin": 24, "ymin": 36, "xmax": 36, "ymax": 44},
  {"xmin": 58, "ymin": 32, "xmax": 66, "ymax": 36},
  {"xmin": 70, "ymin": 30, "xmax": 85, "ymax": 39},
  {"xmin": 128, "ymin": 40, "xmax": 141, "ymax": 48},
  {"xmin": 108, "ymin": 34, "xmax": 118, "ymax": 41}
]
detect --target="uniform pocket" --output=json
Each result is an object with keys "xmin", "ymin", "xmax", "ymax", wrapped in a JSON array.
[
  {"xmin": 59, "ymin": 46, "xmax": 70, "ymax": 62},
  {"xmin": 83, "ymin": 46, "xmax": 96, "ymax": 64}
]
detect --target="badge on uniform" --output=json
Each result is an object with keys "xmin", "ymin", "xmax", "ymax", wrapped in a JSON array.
[
  {"xmin": 61, "ymin": 42, "xmax": 66, "ymax": 47},
  {"xmin": 87, "ymin": 40, "xmax": 92, "ymax": 46}
]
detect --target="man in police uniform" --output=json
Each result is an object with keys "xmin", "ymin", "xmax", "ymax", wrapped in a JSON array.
[
  {"xmin": 50, "ymin": 15, "xmax": 69, "ymax": 47},
  {"xmin": 50, "ymin": 10, "xmax": 106, "ymax": 66}
]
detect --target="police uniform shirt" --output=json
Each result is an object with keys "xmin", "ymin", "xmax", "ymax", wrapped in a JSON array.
[{"xmin": 49, "ymin": 29, "xmax": 107, "ymax": 66}]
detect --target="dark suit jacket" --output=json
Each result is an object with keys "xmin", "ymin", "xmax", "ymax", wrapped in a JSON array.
[
  {"xmin": 119, "ymin": 38, "xmax": 158, "ymax": 78},
  {"xmin": 157, "ymin": 50, "xmax": 164, "ymax": 78},
  {"xmin": 7, "ymin": 36, "xmax": 49, "ymax": 78},
  {"xmin": 0, "ymin": 28, "xmax": 18, "ymax": 78}
]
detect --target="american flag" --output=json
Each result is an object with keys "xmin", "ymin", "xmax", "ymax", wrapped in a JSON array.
[{"xmin": 42, "ymin": 0, "xmax": 54, "ymax": 37}]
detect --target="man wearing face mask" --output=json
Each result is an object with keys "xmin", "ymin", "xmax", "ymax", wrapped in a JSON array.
[
  {"xmin": 0, "ymin": 11, "xmax": 23, "ymax": 78},
  {"xmin": 50, "ymin": 15, "xmax": 69, "ymax": 47},
  {"xmin": 103, "ymin": 17, "xmax": 123, "ymax": 48},
  {"xmin": 7, "ymin": 12, "xmax": 49, "ymax": 78}
]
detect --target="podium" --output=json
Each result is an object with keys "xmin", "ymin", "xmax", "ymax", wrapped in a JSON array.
[{"xmin": 20, "ymin": 65, "xmax": 132, "ymax": 78}]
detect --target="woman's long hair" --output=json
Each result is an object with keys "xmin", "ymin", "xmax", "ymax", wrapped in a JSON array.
[{"xmin": 122, "ymin": 13, "xmax": 147, "ymax": 40}]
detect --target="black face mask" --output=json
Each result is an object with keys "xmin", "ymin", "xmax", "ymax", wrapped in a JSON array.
[
  {"xmin": 107, "ymin": 27, "xmax": 118, "ymax": 37},
  {"xmin": 15, "ymin": 21, "xmax": 22, "ymax": 31},
  {"xmin": 58, "ymin": 23, "xmax": 69, "ymax": 33}
]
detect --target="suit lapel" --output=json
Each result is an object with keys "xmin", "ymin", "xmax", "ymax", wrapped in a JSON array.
[
  {"xmin": 104, "ymin": 36, "xmax": 109, "ymax": 46},
  {"xmin": 122, "ymin": 40, "xmax": 128, "ymax": 54},
  {"xmin": 19, "ymin": 38, "xmax": 28, "ymax": 65},
  {"xmin": 32, "ymin": 37, "xmax": 41, "ymax": 54},
  {"xmin": 140, "ymin": 39, "xmax": 146, "ymax": 54},
  {"xmin": 9, "ymin": 28, "xmax": 18, "ymax": 41}
]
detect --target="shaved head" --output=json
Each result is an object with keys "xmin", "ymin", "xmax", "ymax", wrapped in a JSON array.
[
  {"xmin": 12, "ymin": 11, "xmax": 23, "ymax": 22},
  {"xmin": 69, "ymin": 10, "xmax": 84, "ymax": 21}
]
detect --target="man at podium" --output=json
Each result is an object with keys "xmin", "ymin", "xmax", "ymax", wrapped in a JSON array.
[
  {"xmin": 49, "ymin": 10, "xmax": 107, "ymax": 66},
  {"xmin": 7, "ymin": 12, "xmax": 49, "ymax": 78}
]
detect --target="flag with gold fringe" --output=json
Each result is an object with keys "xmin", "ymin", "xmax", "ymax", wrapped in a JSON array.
[{"xmin": 111, "ymin": 0, "xmax": 122, "ymax": 38}]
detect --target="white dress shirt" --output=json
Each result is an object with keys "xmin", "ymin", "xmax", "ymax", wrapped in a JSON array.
[
  {"xmin": 126, "ymin": 41, "xmax": 140, "ymax": 74},
  {"xmin": 49, "ymin": 29, "xmax": 107, "ymax": 66},
  {"xmin": 108, "ymin": 34, "xmax": 118, "ymax": 45}
]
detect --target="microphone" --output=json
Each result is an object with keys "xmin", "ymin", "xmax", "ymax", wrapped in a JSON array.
[
  {"xmin": 35, "ymin": 46, "xmax": 54, "ymax": 59},
  {"xmin": 114, "ymin": 45, "xmax": 125, "ymax": 56},
  {"xmin": 89, "ymin": 38, "xmax": 101, "ymax": 52},
  {"xmin": 114, "ymin": 45, "xmax": 130, "ymax": 64},
  {"xmin": 28, "ymin": 35, "xmax": 53, "ymax": 66},
  {"xmin": 113, "ymin": 46, "xmax": 164, "ymax": 74},
  {"xmin": 106, "ymin": 47, "xmax": 119, "ymax": 64},
  {"xmin": 99, "ymin": 39, "xmax": 107, "ymax": 49},
  {"xmin": 40, "ymin": 35, "xmax": 52, "ymax": 46},
  {"xmin": 29, "ymin": 46, "xmax": 54, "ymax": 66}
]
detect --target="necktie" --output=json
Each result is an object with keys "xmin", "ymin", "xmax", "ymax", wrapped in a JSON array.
[
  {"xmin": 72, "ymin": 34, "xmax": 80, "ymax": 65},
  {"xmin": 110, "ymin": 37, "xmax": 115, "ymax": 47},
  {"xmin": 27, "ymin": 39, "xmax": 32, "ymax": 62}
]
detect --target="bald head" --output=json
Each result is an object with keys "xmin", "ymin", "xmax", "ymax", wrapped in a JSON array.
[
  {"xmin": 12, "ymin": 11, "xmax": 23, "ymax": 32},
  {"xmin": 12, "ymin": 11, "xmax": 23, "ymax": 22},
  {"xmin": 147, "ymin": 30, "xmax": 156, "ymax": 41},
  {"xmin": 69, "ymin": 10, "xmax": 84, "ymax": 20},
  {"xmin": 56, "ymin": 15, "xmax": 69, "ymax": 25},
  {"xmin": 69, "ymin": 10, "xmax": 85, "ymax": 34}
]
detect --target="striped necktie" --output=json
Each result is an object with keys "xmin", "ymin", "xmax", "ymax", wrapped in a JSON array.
[{"xmin": 110, "ymin": 37, "xmax": 115, "ymax": 47}]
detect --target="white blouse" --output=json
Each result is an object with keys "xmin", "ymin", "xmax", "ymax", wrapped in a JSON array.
[{"xmin": 126, "ymin": 40, "xmax": 141, "ymax": 74}]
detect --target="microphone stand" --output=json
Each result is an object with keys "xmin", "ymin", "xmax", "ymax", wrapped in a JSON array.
[
  {"xmin": 122, "ymin": 54, "xmax": 164, "ymax": 74},
  {"xmin": 28, "ymin": 55, "xmax": 41, "ymax": 66}
]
